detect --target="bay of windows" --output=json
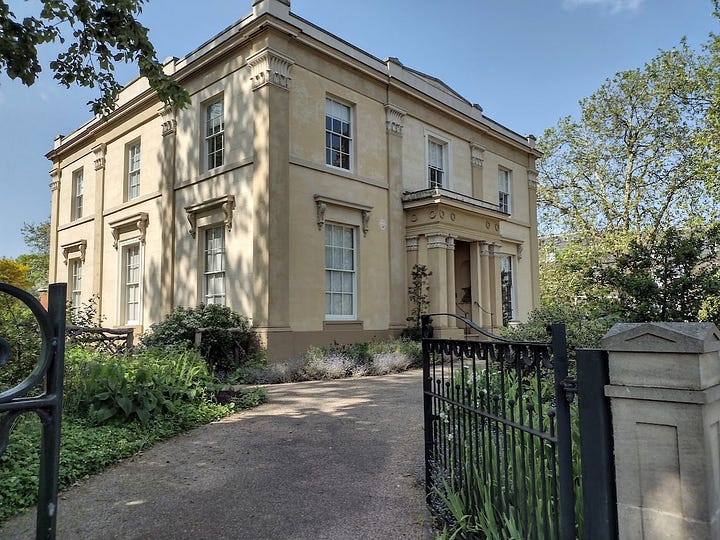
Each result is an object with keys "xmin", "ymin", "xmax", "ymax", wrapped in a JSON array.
[
  {"xmin": 204, "ymin": 226, "xmax": 226, "ymax": 305},
  {"xmin": 127, "ymin": 142, "xmax": 141, "ymax": 200},
  {"xmin": 498, "ymin": 169, "xmax": 511, "ymax": 214},
  {"xmin": 428, "ymin": 139, "xmax": 446, "ymax": 189},
  {"xmin": 72, "ymin": 169, "xmax": 84, "ymax": 220},
  {"xmin": 325, "ymin": 223, "xmax": 356, "ymax": 319},
  {"xmin": 205, "ymin": 99, "xmax": 224, "ymax": 170},
  {"xmin": 325, "ymin": 98, "xmax": 352, "ymax": 170},
  {"xmin": 70, "ymin": 259, "xmax": 82, "ymax": 319},
  {"xmin": 121, "ymin": 243, "xmax": 141, "ymax": 325}
]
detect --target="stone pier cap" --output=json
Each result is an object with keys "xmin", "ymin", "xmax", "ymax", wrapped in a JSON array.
[{"xmin": 601, "ymin": 322, "xmax": 720, "ymax": 391}]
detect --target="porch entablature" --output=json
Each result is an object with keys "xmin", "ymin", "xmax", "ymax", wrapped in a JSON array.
[{"xmin": 402, "ymin": 187, "xmax": 506, "ymax": 241}]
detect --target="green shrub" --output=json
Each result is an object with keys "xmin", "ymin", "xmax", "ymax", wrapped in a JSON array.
[
  {"xmin": 501, "ymin": 304, "xmax": 619, "ymax": 350},
  {"xmin": 139, "ymin": 304, "xmax": 264, "ymax": 374},
  {"xmin": 0, "ymin": 298, "xmax": 42, "ymax": 391},
  {"xmin": 64, "ymin": 346, "xmax": 216, "ymax": 425}
]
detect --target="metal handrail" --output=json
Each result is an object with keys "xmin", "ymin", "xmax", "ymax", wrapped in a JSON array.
[{"xmin": 421, "ymin": 312, "xmax": 513, "ymax": 342}]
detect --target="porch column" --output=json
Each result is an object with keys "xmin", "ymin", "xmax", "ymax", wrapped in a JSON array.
[
  {"xmin": 426, "ymin": 234, "xmax": 449, "ymax": 330},
  {"xmin": 489, "ymin": 243, "xmax": 503, "ymax": 330},
  {"xmin": 469, "ymin": 241, "xmax": 482, "ymax": 326},
  {"xmin": 446, "ymin": 236, "xmax": 456, "ymax": 328},
  {"xmin": 479, "ymin": 241, "xmax": 492, "ymax": 329}
]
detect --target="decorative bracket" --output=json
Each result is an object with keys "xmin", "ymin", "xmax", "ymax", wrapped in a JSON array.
[
  {"xmin": 385, "ymin": 104, "xmax": 406, "ymax": 136},
  {"xmin": 93, "ymin": 144, "xmax": 106, "ymax": 171},
  {"xmin": 247, "ymin": 48, "xmax": 294, "ymax": 91},
  {"xmin": 158, "ymin": 105, "xmax": 177, "ymax": 137},
  {"xmin": 470, "ymin": 144, "xmax": 485, "ymax": 168},
  {"xmin": 61, "ymin": 239, "xmax": 87, "ymax": 265},
  {"xmin": 108, "ymin": 212, "xmax": 149, "ymax": 249},
  {"xmin": 184, "ymin": 195, "xmax": 236, "ymax": 238}
]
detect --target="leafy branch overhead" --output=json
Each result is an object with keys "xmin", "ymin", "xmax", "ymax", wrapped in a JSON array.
[{"xmin": 0, "ymin": 0, "xmax": 189, "ymax": 115}]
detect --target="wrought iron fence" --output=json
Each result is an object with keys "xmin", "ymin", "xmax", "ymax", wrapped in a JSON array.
[
  {"xmin": 0, "ymin": 283, "xmax": 66, "ymax": 540},
  {"xmin": 422, "ymin": 317, "xmax": 577, "ymax": 539}
]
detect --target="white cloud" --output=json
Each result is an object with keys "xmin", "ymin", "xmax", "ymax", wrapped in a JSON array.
[{"xmin": 563, "ymin": 0, "xmax": 643, "ymax": 14}]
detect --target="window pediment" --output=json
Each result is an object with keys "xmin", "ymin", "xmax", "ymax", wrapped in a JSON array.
[
  {"xmin": 314, "ymin": 195, "xmax": 372, "ymax": 237},
  {"xmin": 61, "ymin": 239, "xmax": 87, "ymax": 265},
  {"xmin": 109, "ymin": 212, "xmax": 149, "ymax": 249},
  {"xmin": 184, "ymin": 195, "xmax": 235, "ymax": 238}
]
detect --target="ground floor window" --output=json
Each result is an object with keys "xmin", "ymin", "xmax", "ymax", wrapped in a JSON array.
[
  {"xmin": 500, "ymin": 255, "xmax": 515, "ymax": 325},
  {"xmin": 203, "ymin": 225, "xmax": 226, "ymax": 305},
  {"xmin": 325, "ymin": 223, "xmax": 356, "ymax": 319},
  {"xmin": 121, "ymin": 243, "xmax": 142, "ymax": 325},
  {"xmin": 70, "ymin": 259, "xmax": 82, "ymax": 319}
]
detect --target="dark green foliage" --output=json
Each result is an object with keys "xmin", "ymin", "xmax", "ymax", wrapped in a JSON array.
[
  {"xmin": 63, "ymin": 346, "xmax": 215, "ymax": 425},
  {"xmin": 502, "ymin": 304, "xmax": 619, "ymax": 350},
  {"xmin": 593, "ymin": 225, "xmax": 720, "ymax": 324},
  {"xmin": 17, "ymin": 220, "xmax": 49, "ymax": 291},
  {"xmin": 0, "ymin": 0, "xmax": 189, "ymax": 115},
  {"xmin": 0, "ymin": 298, "xmax": 42, "ymax": 391},
  {"xmin": 140, "ymin": 304, "xmax": 264, "ymax": 374},
  {"xmin": 0, "ymin": 401, "xmax": 233, "ymax": 521}
]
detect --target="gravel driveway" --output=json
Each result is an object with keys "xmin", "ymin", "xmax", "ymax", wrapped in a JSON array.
[{"xmin": 1, "ymin": 369, "xmax": 431, "ymax": 539}]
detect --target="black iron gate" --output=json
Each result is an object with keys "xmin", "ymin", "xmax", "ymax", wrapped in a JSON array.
[
  {"xmin": 0, "ymin": 283, "xmax": 66, "ymax": 540},
  {"xmin": 422, "ymin": 315, "xmax": 578, "ymax": 539}
]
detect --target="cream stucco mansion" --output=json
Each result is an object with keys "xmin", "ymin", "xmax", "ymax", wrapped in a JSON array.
[{"xmin": 48, "ymin": 0, "xmax": 541, "ymax": 360}]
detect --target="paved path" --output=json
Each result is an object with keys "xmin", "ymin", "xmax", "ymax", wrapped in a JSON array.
[{"xmin": 1, "ymin": 370, "xmax": 430, "ymax": 539}]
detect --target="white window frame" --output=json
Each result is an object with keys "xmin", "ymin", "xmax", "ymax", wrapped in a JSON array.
[
  {"xmin": 203, "ymin": 225, "xmax": 226, "ymax": 305},
  {"xmin": 118, "ymin": 241, "xmax": 143, "ymax": 326},
  {"xmin": 205, "ymin": 97, "xmax": 224, "ymax": 171},
  {"xmin": 325, "ymin": 97, "xmax": 353, "ymax": 171},
  {"xmin": 126, "ymin": 141, "xmax": 141, "ymax": 201},
  {"xmin": 425, "ymin": 131, "xmax": 451, "ymax": 190},
  {"xmin": 324, "ymin": 223, "xmax": 357, "ymax": 320},
  {"xmin": 72, "ymin": 168, "xmax": 84, "ymax": 220},
  {"xmin": 499, "ymin": 168, "xmax": 512, "ymax": 214},
  {"xmin": 500, "ymin": 255, "xmax": 517, "ymax": 326},
  {"xmin": 70, "ymin": 258, "xmax": 82, "ymax": 318}
]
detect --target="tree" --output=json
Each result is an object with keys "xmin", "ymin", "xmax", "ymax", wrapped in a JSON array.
[
  {"xmin": 593, "ymin": 224, "xmax": 720, "ymax": 324},
  {"xmin": 0, "ymin": 258, "xmax": 31, "ymax": 290},
  {"xmin": 538, "ymin": 44, "xmax": 714, "ymax": 245},
  {"xmin": 17, "ymin": 219, "xmax": 49, "ymax": 290},
  {"xmin": 0, "ymin": 0, "xmax": 189, "ymax": 115}
]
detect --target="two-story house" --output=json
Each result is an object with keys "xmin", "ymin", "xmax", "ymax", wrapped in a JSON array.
[{"xmin": 47, "ymin": 0, "xmax": 541, "ymax": 361}]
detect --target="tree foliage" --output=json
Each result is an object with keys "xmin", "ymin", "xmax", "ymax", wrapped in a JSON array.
[
  {"xmin": 0, "ymin": 0, "xmax": 189, "ymax": 115},
  {"xmin": 17, "ymin": 219, "xmax": 50, "ymax": 290},
  {"xmin": 538, "ymin": 44, "xmax": 714, "ymax": 244},
  {"xmin": 593, "ymin": 225, "xmax": 720, "ymax": 324}
]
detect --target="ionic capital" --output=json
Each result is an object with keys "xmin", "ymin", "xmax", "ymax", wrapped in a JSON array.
[
  {"xmin": 385, "ymin": 104, "xmax": 406, "ymax": 136},
  {"xmin": 93, "ymin": 143, "xmax": 106, "ymax": 171}
]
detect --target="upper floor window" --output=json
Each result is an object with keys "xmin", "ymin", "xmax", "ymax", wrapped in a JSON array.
[
  {"xmin": 205, "ymin": 99, "xmax": 224, "ymax": 170},
  {"xmin": 203, "ymin": 225, "xmax": 226, "ymax": 305},
  {"xmin": 72, "ymin": 168, "xmax": 84, "ymax": 220},
  {"xmin": 428, "ymin": 139, "xmax": 447, "ymax": 189},
  {"xmin": 325, "ymin": 223, "xmax": 356, "ymax": 319},
  {"xmin": 499, "ymin": 169, "xmax": 511, "ymax": 214},
  {"xmin": 127, "ymin": 142, "xmax": 141, "ymax": 200},
  {"xmin": 325, "ymin": 98, "xmax": 352, "ymax": 170}
]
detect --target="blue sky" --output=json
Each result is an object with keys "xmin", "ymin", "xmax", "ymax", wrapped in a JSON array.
[{"xmin": 0, "ymin": 0, "xmax": 716, "ymax": 258}]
